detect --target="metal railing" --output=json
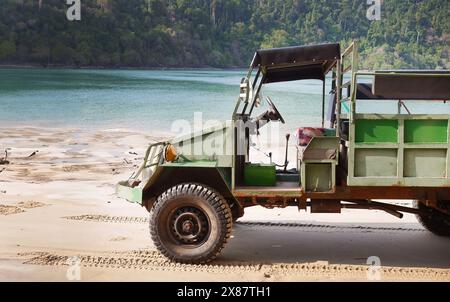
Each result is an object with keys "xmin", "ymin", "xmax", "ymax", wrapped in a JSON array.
[
  {"xmin": 128, "ymin": 142, "xmax": 166, "ymax": 182},
  {"xmin": 339, "ymin": 42, "xmax": 358, "ymax": 122},
  {"xmin": 332, "ymin": 41, "xmax": 358, "ymax": 136}
]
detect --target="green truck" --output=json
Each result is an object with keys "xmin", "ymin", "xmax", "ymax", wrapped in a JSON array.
[{"xmin": 117, "ymin": 42, "xmax": 450, "ymax": 264}]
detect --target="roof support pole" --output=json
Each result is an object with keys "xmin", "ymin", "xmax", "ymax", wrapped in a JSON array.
[{"xmin": 321, "ymin": 79, "xmax": 326, "ymax": 127}]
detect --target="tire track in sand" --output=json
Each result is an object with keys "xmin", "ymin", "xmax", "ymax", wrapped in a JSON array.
[
  {"xmin": 62, "ymin": 214, "xmax": 425, "ymax": 232},
  {"xmin": 20, "ymin": 250, "xmax": 450, "ymax": 281}
]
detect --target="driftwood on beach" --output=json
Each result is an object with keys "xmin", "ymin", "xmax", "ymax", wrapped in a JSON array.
[{"xmin": 0, "ymin": 149, "xmax": 10, "ymax": 165}]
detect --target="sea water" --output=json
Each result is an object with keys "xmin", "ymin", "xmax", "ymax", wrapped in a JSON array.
[{"xmin": 0, "ymin": 68, "xmax": 448, "ymax": 137}]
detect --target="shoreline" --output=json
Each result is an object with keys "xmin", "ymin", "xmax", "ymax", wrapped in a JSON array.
[
  {"xmin": 0, "ymin": 121, "xmax": 175, "ymax": 139},
  {"xmin": 0, "ymin": 63, "xmax": 246, "ymax": 71}
]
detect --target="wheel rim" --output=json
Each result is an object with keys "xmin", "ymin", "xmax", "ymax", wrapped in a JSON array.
[{"xmin": 169, "ymin": 206, "xmax": 210, "ymax": 245}]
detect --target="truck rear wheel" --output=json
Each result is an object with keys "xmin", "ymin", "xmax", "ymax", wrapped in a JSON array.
[
  {"xmin": 414, "ymin": 200, "xmax": 450, "ymax": 237},
  {"xmin": 150, "ymin": 183, "xmax": 232, "ymax": 263}
]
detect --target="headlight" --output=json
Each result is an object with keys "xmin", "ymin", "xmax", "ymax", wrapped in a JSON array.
[{"xmin": 164, "ymin": 144, "xmax": 178, "ymax": 162}]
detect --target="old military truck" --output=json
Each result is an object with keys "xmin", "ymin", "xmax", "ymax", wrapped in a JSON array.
[{"xmin": 117, "ymin": 42, "xmax": 450, "ymax": 263}]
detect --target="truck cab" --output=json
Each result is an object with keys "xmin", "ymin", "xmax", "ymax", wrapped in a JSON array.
[{"xmin": 117, "ymin": 42, "xmax": 450, "ymax": 264}]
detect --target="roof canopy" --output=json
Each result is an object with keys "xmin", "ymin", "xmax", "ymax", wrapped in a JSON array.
[
  {"xmin": 372, "ymin": 72, "xmax": 450, "ymax": 100},
  {"xmin": 251, "ymin": 43, "xmax": 341, "ymax": 83},
  {"xmin": 350, "ymin": 72, "xmax": 450, "ymax": 100}
]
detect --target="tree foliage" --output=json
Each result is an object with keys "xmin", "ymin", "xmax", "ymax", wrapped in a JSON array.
[{"xmin": 0, "ymin": 0, "xmax": 448, "ymax": 68}]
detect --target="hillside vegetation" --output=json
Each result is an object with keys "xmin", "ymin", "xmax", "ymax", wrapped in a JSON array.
[{"xmin": 0, "ymin": 0, "xmax": 448, "ymax": 69}]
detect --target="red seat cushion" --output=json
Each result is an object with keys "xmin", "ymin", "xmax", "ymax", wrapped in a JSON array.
[{"xmin": 296, "ymin": 127, "xmax": 334, "ymax": 146}]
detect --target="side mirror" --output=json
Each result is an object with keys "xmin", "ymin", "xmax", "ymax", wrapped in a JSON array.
[
  {"xmin": 239, "ymin": 77, "xmax": 250, "ymax": 103},
  {"xmin": 254, "ymin": 93, "xmax": 263, "ymax": 108}
]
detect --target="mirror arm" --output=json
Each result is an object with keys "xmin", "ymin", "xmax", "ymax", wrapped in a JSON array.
[
  {"xmin": 252, "ymin": 69, "xmax": 260, "ymax": 90},
  {"xmin": 241, "ymin": 70, "xmax": 260, "ymax": 115},
  {"xmin": 248, "ymin": 76, "xmax": 265, "ymax": 116}
]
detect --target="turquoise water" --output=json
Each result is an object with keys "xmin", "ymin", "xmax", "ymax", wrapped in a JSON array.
[{"xmin": 0, "ymin": 68, "xmax": 448, "ymax": 135}]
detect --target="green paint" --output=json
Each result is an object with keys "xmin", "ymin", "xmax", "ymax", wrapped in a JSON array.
[
  {"xmin": 350, "ymin": 115, "xmax": 450, "ymax": 187},
  {"xmin": 217, "ymin": 167, "xmax": 232, "ymax": 187},
  {"xmin": 304, "ymin": 163, "xmax": 332, "ymax": 192},
  {"xmin": 354, "ymin": 149, "xmax": 398, "ymax": 177},
  {"xmin": 116, "ymin": 182, "xmax": 143, "ymax": 204},
  {"xmin": 404, "ymin": 149, "xmax": 446, "ymax": 177},
  {"xmin": 355, "ymin": 119, "xmax": 398, "ymax": 143},
  {"xmin": 244, "ymin": 163, "xmax": 276, "ymax": 186},
  {"xmin": 404, "ymin": 120, "xmax": 448, "ymax": 143},
  {"xmin": 162, "ymin": 160, "xmax": 217, "ymax": 168}
]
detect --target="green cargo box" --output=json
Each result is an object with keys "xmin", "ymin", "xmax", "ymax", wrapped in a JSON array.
[
  {"xmin": 348, "ymin": 115, "xmax": 450, "ymax": 187},
  {"xmin": 244, "ymin": 163, "xmax": 276, "ymax": 186}
]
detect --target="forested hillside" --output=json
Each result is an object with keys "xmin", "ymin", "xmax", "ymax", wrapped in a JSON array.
[{"xmin": 0, "ymin": 0, "xmax": 448, "ymax": 69}]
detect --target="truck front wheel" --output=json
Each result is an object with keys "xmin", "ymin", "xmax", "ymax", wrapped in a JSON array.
[
  {"xmin": 414, "ymin": 200, "xmax": 450, "ymax": 237},
  {"xmin": 150, "ymin": 183, "xmax": 232, "ymax": 263}
]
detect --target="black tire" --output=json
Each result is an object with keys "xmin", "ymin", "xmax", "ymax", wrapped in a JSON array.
[
  {"xmin": 150, "ymin": 183, "xmax": 232, "ymax": 263},
  {"xmin": 413, "ymin": 200, "xmax": 450, "ymax": 237}
]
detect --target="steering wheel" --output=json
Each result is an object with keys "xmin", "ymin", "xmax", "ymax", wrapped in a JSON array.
[{"xmin": 265, "ymin": 96, "xmax": 285, "ymax": 124}]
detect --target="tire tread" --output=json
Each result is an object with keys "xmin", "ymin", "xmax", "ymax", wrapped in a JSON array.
[{"xmin": 150, "ymin": 183, "xmax": 232, "ymax": 263}]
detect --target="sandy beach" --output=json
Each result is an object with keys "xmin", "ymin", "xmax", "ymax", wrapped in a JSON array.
[{"xmin": 0, "ymin": 126, "xmax": 449, "ymax": 282}]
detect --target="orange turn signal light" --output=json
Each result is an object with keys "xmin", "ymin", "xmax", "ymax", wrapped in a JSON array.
[{"xmin": 165, "ymin": 144, "xmax": 178, "ymax": 162}]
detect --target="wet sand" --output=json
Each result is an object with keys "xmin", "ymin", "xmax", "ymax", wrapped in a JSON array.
[{"xmin": 0, "ymin": 126, "xmax": 449, "ymax": 281}]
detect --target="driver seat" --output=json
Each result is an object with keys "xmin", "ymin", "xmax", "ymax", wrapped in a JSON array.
[
  {"xmin": 296, "ymin": 127, "xmax": 337, "ymax": 162},
  {"xmin": 296, "ymin": 127, "xmax": 336, "ymax": 147},
  {"xmin": 295, "ymin": 127, "xmax": 339, "ymax": 192}
]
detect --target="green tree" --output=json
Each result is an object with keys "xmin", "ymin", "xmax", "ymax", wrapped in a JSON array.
[
  {"xmin": 0, "ymin": 40, "xmax": 16, "ymax": 60},
  {"xmin": 0, "ymin": 0, "xmax": 447, "ymax": 69},
  {"xmin": 261, "ymin": 29, "xmax": 291, "ymax": 49}
]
